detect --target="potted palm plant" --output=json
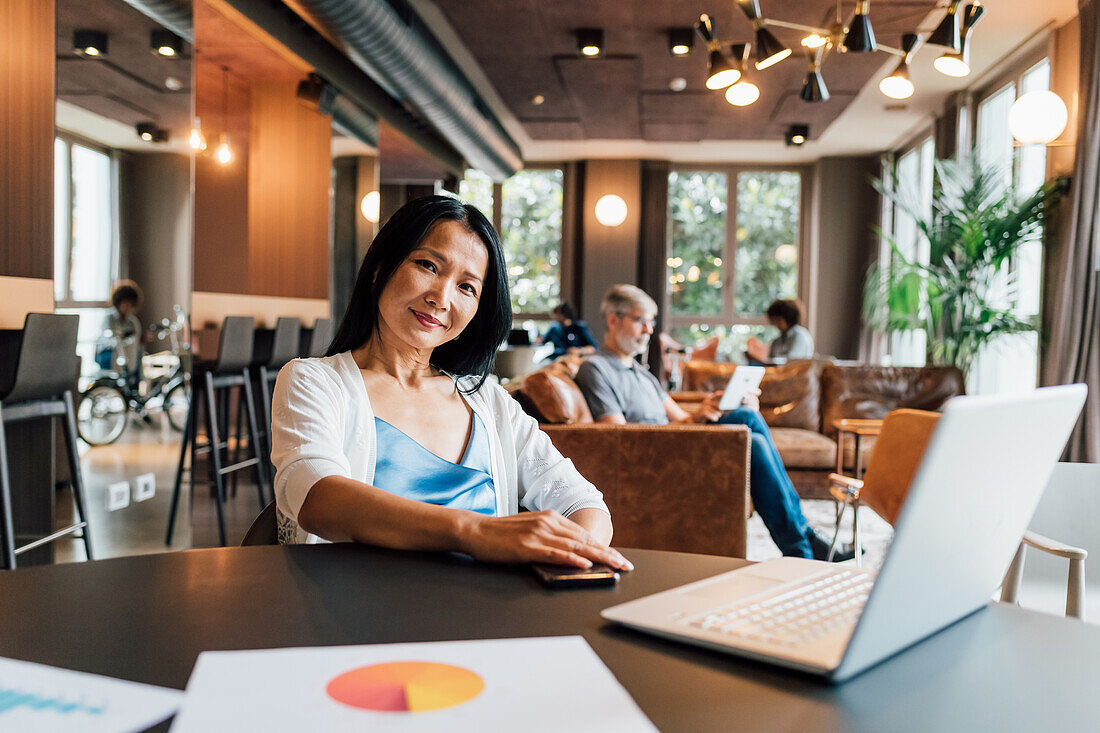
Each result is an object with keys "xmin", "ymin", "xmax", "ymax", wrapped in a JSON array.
[{"xmin": 863, "ymin": 154, "xmax": 1062, "ymax": 381}]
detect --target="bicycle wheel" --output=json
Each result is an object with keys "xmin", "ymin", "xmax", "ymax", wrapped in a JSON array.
[
  {"xmin": 77, "ymin": 384, "xmax": 129, "ymax": 446},
  {"xmin": 163, "ymin": 380, "xmax": 191, "ymax": 432}
]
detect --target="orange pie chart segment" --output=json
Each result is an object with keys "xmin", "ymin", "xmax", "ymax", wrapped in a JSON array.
[{"xmin": 326, "ymin": 661, "xmax": 484, "ymax": 713}]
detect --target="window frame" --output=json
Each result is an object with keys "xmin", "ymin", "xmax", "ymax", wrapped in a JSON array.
[
  {"xmin": 664, "ymin": 163, "xmax": 812, "ymax": 331},
  {"xmin": 53, "ymin": 132, "xmax": 120, "ymax": 310},
  {"xmin": 461, "ymin": 162, "xmax": 569, "ymax": 320}
]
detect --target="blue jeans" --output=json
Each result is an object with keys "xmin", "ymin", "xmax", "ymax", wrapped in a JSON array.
[{"xmin": 717, "ymin": 408, "xmax": 813, "ymax": 558}]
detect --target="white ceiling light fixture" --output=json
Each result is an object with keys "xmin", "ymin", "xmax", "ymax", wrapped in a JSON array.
[
  {"xmin": 595, "ymin": 194, "xmax": 628, "ymax": 227},
  {"xmin": 1009, "ymin": 91, "xmax": 1069, "ymax": 145}
]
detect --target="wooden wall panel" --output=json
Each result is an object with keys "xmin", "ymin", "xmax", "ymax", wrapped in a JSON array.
[
  {"xmin": 581, "ymin": 160, "xmax": 642, "ymax": 342},
  {"xmin": 0, "ymin": 0, "xmax": 54, "ymax": 279},
  {"xmin": 247, "ymin": 82, "xmax": 330, "ymax": 300},
  {"xmin": 193, "ymin": 68, "xmax": 250, "ymax": 294}
]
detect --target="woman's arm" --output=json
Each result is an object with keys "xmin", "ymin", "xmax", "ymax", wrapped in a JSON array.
[{"xmin": 298, "ymin": 476, "xmax": 630, "ymax": 569}]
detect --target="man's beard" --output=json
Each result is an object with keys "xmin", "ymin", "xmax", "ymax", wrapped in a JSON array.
[{"xmin": 616, "ymin": 332, "xmax": 650, "ymax": 358}]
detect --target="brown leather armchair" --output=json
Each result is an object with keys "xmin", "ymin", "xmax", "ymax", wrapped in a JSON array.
[{"xmin": 508, "ymin": 360, "xmax": 752, "ymax": 557}]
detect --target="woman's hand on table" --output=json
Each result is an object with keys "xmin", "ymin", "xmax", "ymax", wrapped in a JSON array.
[{"xmin": 457, "ymin": 511, "xmax": 633, "ymax": 571}]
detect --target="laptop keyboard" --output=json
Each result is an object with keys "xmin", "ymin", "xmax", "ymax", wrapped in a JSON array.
[{"xmin": 682, "ymin": 570, "xmax": 874, "ymax": 648}]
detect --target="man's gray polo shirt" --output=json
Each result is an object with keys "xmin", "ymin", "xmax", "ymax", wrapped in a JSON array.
[{"xmin": 575, "ymin": 349, "xmax": 669, "ymax": 424}]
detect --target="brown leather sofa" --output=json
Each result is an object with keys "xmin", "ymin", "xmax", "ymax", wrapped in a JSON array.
[
  {"xmin": 679, "ymin": 360, "xmax": 965, "ymax": 498},
  {"xmin": 509, "ymin": 359, "xmax": 751, "ymax": 557}
]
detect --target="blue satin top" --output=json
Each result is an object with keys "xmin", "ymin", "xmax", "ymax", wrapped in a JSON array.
[{"xmin": 372, "ymin": 413, "xmax": 497, "ymax": 516}]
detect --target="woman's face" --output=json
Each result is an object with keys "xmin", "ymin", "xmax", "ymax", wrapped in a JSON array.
[{"xmin": 375, "ymin": 220, "xmax": 489, "ymax": 354}]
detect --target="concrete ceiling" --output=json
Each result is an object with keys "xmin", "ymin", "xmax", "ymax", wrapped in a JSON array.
[{"xmin": 416, "ymin": 0, "xmax": 1081, "ymax": 163}]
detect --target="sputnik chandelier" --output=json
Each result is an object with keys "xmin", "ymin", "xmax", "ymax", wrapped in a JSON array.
[{"xmin": 695, "ymin": 0, "xmax": 986, "ymax": 107}]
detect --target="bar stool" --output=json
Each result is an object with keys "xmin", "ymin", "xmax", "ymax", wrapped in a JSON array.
[
  {"xmin": 256, "ymin": 317, "xmax": 300, "ymax": 476},
  {"xmin": 166, "ymin": 316, "xmax": 269, "ymax": 547},
  {"xmin": 0, "ymin": 313, "xmax": 93, "ymax": 569},
  {"xmin": 305, "ymin": 317, "xmax": 333, "ymax": 357}
]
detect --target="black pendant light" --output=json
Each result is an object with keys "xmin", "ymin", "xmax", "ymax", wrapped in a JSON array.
[
  {"xmin": 737, "ymin": 0, "xmax": 791, "ymax": 69},
  {"xmin": 800, "ymin": 48, "xmax": 829, "ymax": 102},
  {"xmin": 843, "ymin": 0, "xmax": 876, "ymax": 53},
  {"xmin": 928, "ymin": 0, "xmax": 963, "ymax": 51},
  {"xmin": 696, "ymin": 14, "xmax": 742, "ymax": 89}
]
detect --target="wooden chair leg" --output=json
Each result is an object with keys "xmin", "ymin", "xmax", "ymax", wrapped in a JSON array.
[
  {"xmin": 1000, "ymin": 542, "xmax": 1026, "ymax": 605},
  {"xmin": 1067, "ymin": 558, "xmax": 1085, "ymax": 619},
  {"xmin": 0, "ymin": 409, "xmax": 17, "ymax": 570},
  {"xmin": 60, "ymin": 391, "xmax": 93, "ymax": 561}
]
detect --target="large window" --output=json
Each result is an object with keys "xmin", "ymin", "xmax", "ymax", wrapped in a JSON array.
[
  {"xmin": 666, "ymin": 168, "xmax": 804, "ymax": 356},
  {"xmin": 969, "ymin": 58, "xmax": 1051, "ymax": 394},
  {"xmin": 458, "ymin": 167, "xmax": 564, "ymax": 316},
  {"xmin": 54, "ymin": 136, "xmax": 119, "ymax": 376},
  {"xmin": 880, "ymin": 136, "xmax": 935, "ymax": 366}
]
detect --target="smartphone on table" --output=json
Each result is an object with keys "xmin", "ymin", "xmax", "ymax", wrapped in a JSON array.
[{"xmin": 532, "ymin": 562, "xmax": 620, "ymax": 589}]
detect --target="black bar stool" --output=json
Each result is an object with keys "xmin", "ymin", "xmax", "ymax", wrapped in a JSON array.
[
  {"xmin": 0, "ymin": 313, "xmax": 93, "ymax": 569},
  {"xmin": 257, "ymin": 317, "xmax": 300, "ymax": 466},
  {"xmin": 166, "ymin": 316, "xmax": 269, "ymax": 547},
  {"xmin": 304, "ymin": 317, "xmax": 333, "ymax": 357}
]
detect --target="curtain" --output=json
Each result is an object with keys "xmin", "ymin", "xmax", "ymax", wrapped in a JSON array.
[{"xmin": 1040, "ymin": 0, "xmax": 1100, "ymax": 461}]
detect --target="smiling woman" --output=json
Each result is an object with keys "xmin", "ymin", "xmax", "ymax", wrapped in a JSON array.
[{"xmin": 269, "ymin": 196, "xmax": 630, "ymax": 573}]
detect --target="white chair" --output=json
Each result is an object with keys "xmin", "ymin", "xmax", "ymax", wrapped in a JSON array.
[{"xmin": 999, "ymin": 462, "xmax": 1099, "ymax": 620}]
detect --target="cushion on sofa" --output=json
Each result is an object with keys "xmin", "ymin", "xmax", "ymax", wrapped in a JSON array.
[
  {"xmin": 681, "ymin": 359, "xmax": 822, "ymax": 432},
  {"xmin": 820, "ymin": 365, "xmax": 965, "ymax": 438},
  {"xmin": 513, "ymin": 361, "xmax": 593, "ymax": 424},
  {"xmin": 769, "ymin": 427, "xmax": 838, "ymax": 469}
]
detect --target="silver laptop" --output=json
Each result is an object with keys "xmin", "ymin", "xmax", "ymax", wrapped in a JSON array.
[{"xmin": 602, "ymin": 384, "xmax": 1088, "ymax": 682}]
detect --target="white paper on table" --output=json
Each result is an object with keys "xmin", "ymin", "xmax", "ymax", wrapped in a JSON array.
[
  {"xmin": 0, "ymin": 656, "xmax": 183, "ymax": 733},
  {"xmin": 171, "ymin": 636, "xmax": 657, "ymax": 732}
]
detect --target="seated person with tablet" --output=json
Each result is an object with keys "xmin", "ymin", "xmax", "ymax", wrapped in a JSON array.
[{"xmin": 575, "ymin": 285, "xmax": 854, "ymax": 562}]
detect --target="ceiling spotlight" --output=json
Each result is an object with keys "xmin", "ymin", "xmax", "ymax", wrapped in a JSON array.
[
  {"xmin": 164, "ymin": 76, "xmax": 183, "ymax": 91},
  {"xmin": 669, "ymin": 77, "xmax": 688, "ymax": 92},
  {"xmin": 800, "ymin": 48, "xmax": 829, "ymax": 102},
  {"xmin": 843, "ymin": 0, "xmax": 876, "ymax": 53},
  {"xmin": 934, "ymin": 3, "xmax": 984, "ymax": 77},
  {"xmin": 296, "ymin": 73, "xmax": 337, "ymax": 115},
  {"xmin": 151, "ymin": 29, "xmax": 183, "ymax": 57},
  {"xmin": 737, "ymin": 0, "xmax": 791, "ymax": 69},
  {"xmin": 136, "ymin": 122, "xmax": 156, "ymax": 142},
  {"xmin": 576, "ymin": 28, "xmax": 604, "ymax": 57},
  {"xmin": 668, "ymin": 28, "xmax": 694, "ymax": 56},
  {"xmin": 73, "ymin": 29, "xmax": 108, "ymax": 57},
  {"xmin": 786, "ymin": 124, "xmax": 809, "ymax": 146},
  {"xmin": 531, "ymin": 94, "xmax": 545, "ymax": 105},
  {"xmin": 928, "ymin": 0, "xmax": 963, "ymax": 52},
  {"xmin": 880, "ymin": 33, "xmax": 921, "ymax": 99}
]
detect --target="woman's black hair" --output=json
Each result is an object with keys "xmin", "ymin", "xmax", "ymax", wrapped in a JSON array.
[
  {"xmin": 326, "ymin": 195, "xmax": 511, "ymax": 392},
  {"xmin": 765, "ymin": 298, "xmax": 802, "ymax": 328}
]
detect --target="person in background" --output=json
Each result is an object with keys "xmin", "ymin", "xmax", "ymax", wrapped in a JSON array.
[
  {"xmin": 542, "ymin": 302, "xmax": 597, "ymax": 361},
  {"xmin": 745, "ymin": 299, "xmax": 815, "ymax": 365},
  {"xmin": 107, "ymin": 280, "xmax": 146, "ymax": 385},
  {"xmin": 269, "ymin": 196, "xmax": 630, "ymax": 573},
  {"xmin": 575, "ymin": 284, "xmax": 854, "ymax": 562}
]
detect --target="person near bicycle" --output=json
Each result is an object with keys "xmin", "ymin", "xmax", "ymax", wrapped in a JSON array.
[{"xmin": 108, "ymin": 280, "xmax": 148, "ymax": 390}]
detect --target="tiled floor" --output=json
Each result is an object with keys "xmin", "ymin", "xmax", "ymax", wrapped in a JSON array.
[{"xmin": 44, "ymin": 423, "xmax": 1097, "ymax": 623}]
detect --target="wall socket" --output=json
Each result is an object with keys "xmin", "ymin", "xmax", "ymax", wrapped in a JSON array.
[
  {"xmin": 134, "ymin": 473, "xmax": 156, "ymax": 502},
  {"xmin": 107, "ymin": 481, "xmax": 130, "ymax": 511}
]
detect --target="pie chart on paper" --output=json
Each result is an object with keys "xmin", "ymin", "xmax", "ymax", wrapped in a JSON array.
[{"xmin": 326, "ymin": 661, "xmax": 484, "ymax": 712}]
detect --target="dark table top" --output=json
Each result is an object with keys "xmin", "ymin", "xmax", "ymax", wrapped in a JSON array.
[{"xmin": 2, "ymin": 544, "xmax": 1099, "ymax": 732}]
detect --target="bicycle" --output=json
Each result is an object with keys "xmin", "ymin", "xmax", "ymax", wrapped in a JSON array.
[{"xmin": 77, "ymin": 306, "xmax": 192, "ymax": 446}]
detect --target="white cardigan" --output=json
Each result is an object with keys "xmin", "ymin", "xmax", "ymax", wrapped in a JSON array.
[{"xmin": 270, "ymin": 352, "xmax": 608, "ymax": 544}]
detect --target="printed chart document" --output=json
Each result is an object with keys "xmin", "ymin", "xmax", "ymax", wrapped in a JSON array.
[
  {"xmin": 0, "ymin": 656, "xmax": 183, "ymax": 733},
  {"xmin": 171, "ymin": 636, "xmax": 657, "ymax": 732}
]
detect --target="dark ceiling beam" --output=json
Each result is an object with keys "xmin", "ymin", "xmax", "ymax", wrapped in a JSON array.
[
  {"xmin": 294, "ymin": 0, "xmax": 522, "ymax": 181},
  {"xmin": 120, "ymin": 0, "xmax": 194, "ymax": 41},
  {"xmin": 220, "ymin": 0, "xmax": 465, "ymax": 178}
]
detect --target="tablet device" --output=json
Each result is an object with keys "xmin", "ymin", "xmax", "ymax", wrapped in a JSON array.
[{"xmin": 717, "ymin": 366, "xmax": 765, "ymax": 411}]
